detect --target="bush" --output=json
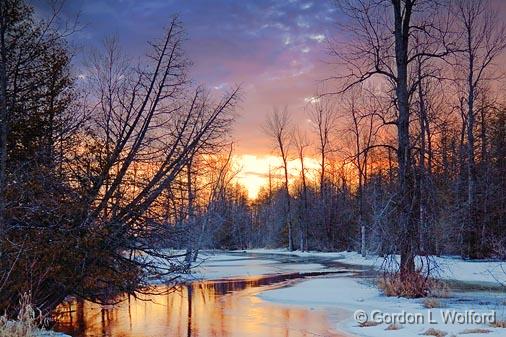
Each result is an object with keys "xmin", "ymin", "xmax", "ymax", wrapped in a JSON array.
[
  {"xmin": 0, "ymin": 293, "xmax": 61, "ymax": 337},
  {"xmin": 421, "ymin": 328, "xmax": 447, "ymax": 337},
  {"xmin": 490, "ymin": 320, "xmax": 506, "ymax": 328},
  {"xmin": 378, "ymin": 272, "xmax": 448, "ymax": 298},
  {"xmin": 422, "ymin": 298, "xmax": 444, "ymax": 308},
  {"xmin": 385, "ymin": 323, "xmax": 402, "ymax": 330}
]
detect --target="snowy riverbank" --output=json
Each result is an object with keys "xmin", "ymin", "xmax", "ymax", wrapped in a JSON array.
[
  {"xmin": 213, "ymin": 249, "xmax": 505, "ymax": 337},
  {"xmin": 52, "ymin": 250, "xmax": 505, "ymax": 337},
  {"xmin": 259, "ymin": 276, "xmax": 506, "ymax": 337},
  {"xmin": 238, "ymin": 248, "xmax": 506, "ymax": 285},
  {"xmin": 188, "ymin": 250, "xmax": 506, "ymax": 336}
]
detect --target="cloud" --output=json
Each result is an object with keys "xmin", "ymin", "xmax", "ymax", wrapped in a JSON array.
[
  {"xmin": 309, "ymin": 33, "xmax": 326, "ymax": 43},
  {"xmin": 49, "ymin": 0, "xmax": 339, "ymax": 156}
]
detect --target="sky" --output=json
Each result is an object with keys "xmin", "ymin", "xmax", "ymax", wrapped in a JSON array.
[
  {"xmin": 32, "ymin": 0, "xmax": 506, "ymax": 199},
  {"xmin": 32, "ymin": 0, "xmax": 340, "ymax": 198}
]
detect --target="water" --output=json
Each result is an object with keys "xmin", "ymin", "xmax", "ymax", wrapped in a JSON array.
[{"xmin": 53, "ymin": 253, "xmax": 352, "ymax": 337}]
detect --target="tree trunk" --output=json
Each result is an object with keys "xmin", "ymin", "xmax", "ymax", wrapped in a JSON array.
[
  {"xmin": 465, "ymin": 30, "xmax": 478, "ymax": 258},
  {"xmin": 0, "ymin": 2, "xmax": 8, "ymax": 227},
  {"xmin": 393, "ymin": 0, "xmax": 416, "ymax": 280},
  {"xmin": 283, "ymin": 156, "xmax": 293, "ymax": 251},
  {"xmin": 361, "ymin": 225, "xmax": 366, "ymax": 257}
]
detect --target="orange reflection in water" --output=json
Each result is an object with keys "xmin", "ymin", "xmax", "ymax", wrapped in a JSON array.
[{"xmin": 54, "ymin": 278, "xmax": 346, "ymax": 337}]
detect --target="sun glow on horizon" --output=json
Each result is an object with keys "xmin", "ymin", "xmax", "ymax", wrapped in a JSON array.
[{"xmin": 232, "ymin": 154, "xmax": 321, "ymax": 200}]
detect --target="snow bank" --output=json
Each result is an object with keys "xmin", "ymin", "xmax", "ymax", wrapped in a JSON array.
[
  {"xmin": 241, "ymin": 249, "xmax": 506, "ymax": 285},
  {"xmin": 259, "ymin": 277, "xmax": 506, "ymax": 337}
]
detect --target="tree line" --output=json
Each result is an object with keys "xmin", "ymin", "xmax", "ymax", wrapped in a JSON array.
[{"xmin": 196, "ymin": 0, "xmax": 506, "ymax": 295}]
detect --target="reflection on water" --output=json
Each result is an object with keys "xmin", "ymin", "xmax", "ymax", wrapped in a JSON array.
[{"xmin": 54, "ymin": 275, "xmax": 345, "ymax": 337}]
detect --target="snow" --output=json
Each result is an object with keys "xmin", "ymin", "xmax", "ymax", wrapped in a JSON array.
[
  {"xmin": 153, "ymin": 250, "xmax": 506, "ymax": 337},
  {"xmin": 192, "ymin": 252, "xmax": 330, "ymax": 280},
  {"xmin": 259, "ymin": 276, "xmax": 506, "ymax": 337},
  {"xmin": 433, "ymin": 257, "xmax": 506, "ymax": 285},
  {"xmin": 239, "ymin": 249, "xmax": 506, "ymax": 285}
]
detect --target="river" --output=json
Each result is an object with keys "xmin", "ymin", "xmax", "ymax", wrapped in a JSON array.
[{"xmin": 53, "ymin": 252, "xmax": 354, "ymax": 337}]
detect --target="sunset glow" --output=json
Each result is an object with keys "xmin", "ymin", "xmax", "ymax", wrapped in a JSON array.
[{"xmin": 233, "ymin": 154, "xmax": 321, "ymax": 199}]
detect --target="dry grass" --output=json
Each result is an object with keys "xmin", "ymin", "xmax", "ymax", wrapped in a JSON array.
[
  {"xmin": 428, "ymin": 281, "xmax": 450, "ymax": 298},
  {"xmin": 0, "ymin": 293, "xmax": 37, "ymax": 337},
  {"xmin": 0, "ymin": 293, "xmax": 55, "ymax": 337},
  {"xmin": 385, "ymin": 323, "xmax": 402, "ymax": 330},
  {"xmin": 422, "ymin": 297, "xmax": 444, "ymax": 308},
  {"xmin": 460, "ymin": 328, "xmax": 492, "ymax": 334},
  {"xmin": 358, "ymin": 320, "xmax": 381, "ymax": 327},
  {"xmin": 490, "ymin": 320, "xmax": 506, "ymax": 328},
  {"xmin": 421, "ymin": 328, "xmax": 448, "ymax": 337},
  {"xmin": 378, "ymin": 272, "xmax": 449, "ymax": 298}
]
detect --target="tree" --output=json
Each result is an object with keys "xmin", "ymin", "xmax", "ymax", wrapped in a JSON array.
[
  {"xmin": 332, "ymin": 0, "xmax": 452, "ymax": 283},
  {"xmin": 0, "ymin": 3, "xmax": 240, "ymax": 316},
  {"xmin": 340, "ymin": 88, "xmax": 382, "ymax": 257},
  {"xmin": 263, "ymin": 108, "xmax": 293, "ymax": 250},
  {"xmin": 0, "ymin": 0, "xmax": 83, "ymax": 314},
  {"xmin": 293, "ymin": 128, "xmax": 310, "ymax": 251},
  {"xmin": 451, "ymin": 0, "xmax": 506, "ymax": 258},
  {"xmin": 308, "ymin": 96, "xmax": 337, "ymax": 246},
  {"xmin": 68, "ymin": 17, "xmax": 239, "ymax": 302}
]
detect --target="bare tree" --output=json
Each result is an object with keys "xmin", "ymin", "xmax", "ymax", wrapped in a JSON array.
[
  {"xmin": 308, "ymin": 97, "xmax": 336, "ymax": 192},
  {"xmin": 332, "ymin": 0, "xmax": 453, "ymax": 283},
  {"xmin": 451, "ymin": 0, "xmax": 506, "ymax": 258},
  {"xmin": 293, "ymin": 128, "xmax": 310, "ymax": 251},
  {"xmin": 72, "ymin": 16, "xmax": 239, "ymax": 295},
  {"xmin": 263, "ymin": 107, "xmax": 293, "ymax": 250},
  {"xmin": 308, "ymin": 96, "xmax": 337, "ymax": 246},
  {"xmin": 340, "ymin": 88, "xmax": 383, "ymax": 257}
]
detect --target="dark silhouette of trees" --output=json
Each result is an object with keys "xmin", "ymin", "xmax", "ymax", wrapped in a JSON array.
[{"xmin": 0, "ymin": 0, "xmax": 239, "ymax": 317}]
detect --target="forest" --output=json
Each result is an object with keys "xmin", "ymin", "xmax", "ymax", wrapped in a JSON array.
[{"xmin": 0, "ymin": 0, "xmax": 505, "ymax": 327}]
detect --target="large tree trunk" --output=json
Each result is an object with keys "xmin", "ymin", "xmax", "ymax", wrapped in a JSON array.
[
  {"xmin": 465, "ymin": 40, "xmax": 478, "ymax": 258},
  {"xmin": 417, "ymin": 61, "xmax": 427, "ymax": 255},
  {"xmin": 393, "ymin": 0, "xmax": 416, "ymax": 280}
]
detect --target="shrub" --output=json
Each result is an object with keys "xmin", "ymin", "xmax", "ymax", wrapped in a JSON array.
[
  {"xmin": 0, "ymin": 293, "xmax": 37, "ymax": 337},
  {"xmin": 421, "ymin": 328, "xmax": 447, "ymax": 337},
  {"xmin": 378, "ymin": 272, "xmax": 448, "ymax": 298},
  {"xmin": 385, "ymin": 323, "xmax": 402, "ymax": 330},
  {"xmin": 422, "ymin": 298, "xmax": 444, "ymax": 308}
]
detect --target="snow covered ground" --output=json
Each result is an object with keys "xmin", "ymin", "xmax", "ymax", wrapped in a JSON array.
[
  {"xmin": 56, "ymin": 250, "xmax": 506, "ymax": 337},
  {"xmin": 259, "ymin": 276, "xmax": 506, "ymax": 337},
  {"xmin": 214, "ymin": 249, "xmax": 505, "ymax": 337},
  {"xmin": 239, "ymin": 248, "xmax": 506, "ymax": 285}
]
